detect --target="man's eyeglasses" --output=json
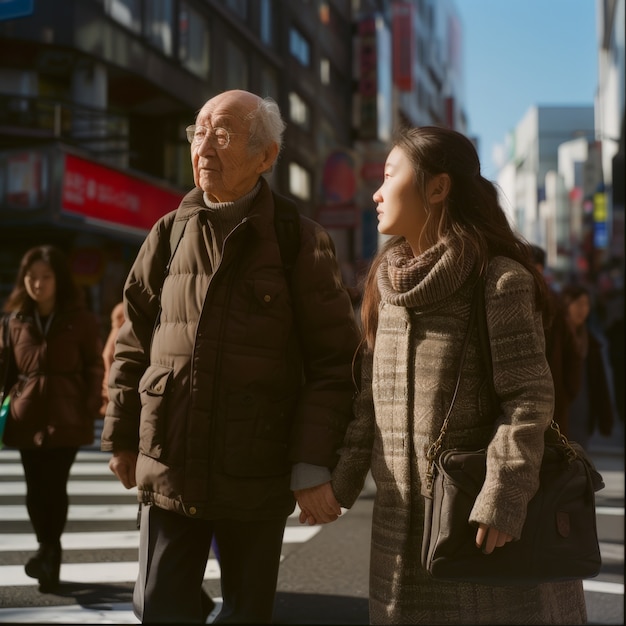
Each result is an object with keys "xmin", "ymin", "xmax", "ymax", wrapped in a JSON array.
[{"xmin": 185, "ymin": 125, "xmax": 233, "ymax": 149}]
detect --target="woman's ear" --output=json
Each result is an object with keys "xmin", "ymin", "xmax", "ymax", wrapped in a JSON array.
[{"xmin": 428, "ymin": 173, "xmax": 451, "ymax": 203}]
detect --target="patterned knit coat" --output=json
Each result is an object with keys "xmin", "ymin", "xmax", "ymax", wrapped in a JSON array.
[{"xmin": 332, "ymin": 240, "xmax": 587, "ymax": 625}]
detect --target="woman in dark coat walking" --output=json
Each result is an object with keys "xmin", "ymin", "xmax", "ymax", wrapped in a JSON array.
[
  {"xmin": 562, "ymin": 283, "xmax": 615, "ymax": 449},
  {"xmin": 0, "ymin": 245, "xmax": 104, "ymax": 592}
]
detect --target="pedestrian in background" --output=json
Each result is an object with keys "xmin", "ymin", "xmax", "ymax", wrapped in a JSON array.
[
  {"xmin": 305, "ymin": 126, "xmax": 587, "ymax": 624},
  {"xmin": 0, "ymin": 245, "xmax": 104, "ymax": 593},
  {"xmin": 562, "ymin": 283, "xmax": 615, "ymax": 449},
  {"xmin": 101, "ymin": 301, "xmax": 125, "ymax": 416},
  {"xmin": 530, "ymin": 244, "xmax": 583, "ymax": 436},
  {"xmin": 102, "ymin": 89, "xmax": 360, "ymax": 623}
]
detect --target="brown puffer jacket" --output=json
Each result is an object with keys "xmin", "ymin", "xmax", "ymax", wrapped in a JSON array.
[
  {"xmin": 2, "ymin": 306, "xmax": 104, "ymax": 449},
  {"xmin": 101, "ymin": 179, "xmax": 361, "ymax": 521}
]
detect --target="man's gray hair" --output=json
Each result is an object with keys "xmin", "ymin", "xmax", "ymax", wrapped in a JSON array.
[{"xmin": 246, "ymin": 97, "xmax": 286, "ymax": 157}]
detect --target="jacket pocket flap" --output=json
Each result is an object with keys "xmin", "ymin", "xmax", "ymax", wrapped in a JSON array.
[
  {"xmin": 138, "ymin": 365, "xmax": 173, "ymax": 396},
  {"xmin": 251, "ymin": 279, "xmax": 286, "ymax": 307}
]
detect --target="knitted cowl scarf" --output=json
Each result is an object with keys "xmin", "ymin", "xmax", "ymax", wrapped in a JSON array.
[{"xmin": 377, "ymin": 237, "xmax": 477, "ymax": 309}]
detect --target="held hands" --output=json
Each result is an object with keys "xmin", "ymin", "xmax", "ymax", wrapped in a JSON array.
[
  {"xmin": 475, "ymin": 523, "xmax": 513, "ymax": 554},
  {"xmin": 109, "ymin": 450, "xmax": 138, "ymax": 489},
  {"xmin": 295, "ymin": 482, "xmax": 342, "ymax": 525}
]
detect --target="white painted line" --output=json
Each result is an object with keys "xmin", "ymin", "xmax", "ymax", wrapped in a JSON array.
[
  {"xmin": 599, "ymin": 542, "xmax": 625, "ymax": 561},
  {"xmin": 582, "ymin": 579, "xmax": 624, "ymax": 595},
  {"xmin": 1, "ymin": 504, "xmax": 140, "ymax": 521},
  {"xmin": 0, "ymin": 450, "xmax": 110, "ymax": 462},
  {"xmin": 0, "ymin": 598, "xmax": 224, "ymax": 624},
  {"xmin": 596, "ymin": 506, "xmax": 625, "ymax": 516},
  {"xmin": 0, "ymin": 481, "xmax": 137, "ymax": 496},
  {"xmin": 0, "ymin": 463, "xmax": 113, "ymax": 477},
  {"xmin": 0, "ymin": 602, "xmax": 140, "ymax": 624},
  {"xmin": 0, "ymin": 526, "xmax": 316, "ymax": 552},
  {"xmin": 0, "ymin": 559, "xmax": 221, "ymax": 587},
  {"xmin": 0, "ymin": 531, "xmax": 140, "ymax": 551},
  {"xmin": 283, "ymin": 525, "xmax": 321, "ymax": 542}
]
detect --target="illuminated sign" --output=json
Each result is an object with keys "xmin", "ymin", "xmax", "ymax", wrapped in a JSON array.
[
  {"xmin": 392, "ymin": 2, "xmax": 414, "ymax": 91},
  {"xmin": 61, "ymin": 153, "xmax": 184, "ymax": 232}
]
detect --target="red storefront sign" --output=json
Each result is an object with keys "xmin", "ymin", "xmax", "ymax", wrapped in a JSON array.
[
  {"xmin": 61, "ymin": 153, "xmax": 184, "ymax": 232},
  {"xmin": 392, "ymin": 2, "xmax": 414, "ymax": 91}
]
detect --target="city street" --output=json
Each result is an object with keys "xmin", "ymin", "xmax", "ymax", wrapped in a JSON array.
[{"xmin": 0, "ymin": 420, "xmax": 622, "ymax": 624}]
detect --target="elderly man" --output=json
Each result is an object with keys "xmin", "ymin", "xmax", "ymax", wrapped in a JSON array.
[{"xmin": 101, "ymin": 89, "xmax": 361, "ymax": 623}]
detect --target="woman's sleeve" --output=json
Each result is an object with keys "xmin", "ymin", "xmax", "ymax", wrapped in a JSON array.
[
  {"xmin": 331, "ymin": 348, "xmax": 375, "ymax": 509},
  {"xmin": 470, "ymin": 260, "xmax": 554, "ymax": 539}
]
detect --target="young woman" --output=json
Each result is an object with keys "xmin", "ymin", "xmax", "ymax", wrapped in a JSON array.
[
  {"xmin": 313, "ymin": 127, "xmax": 587, "ymax": 623},
  {"xmin": 0, "ymin": 245, "xmax": 103, "ymax": 593}
]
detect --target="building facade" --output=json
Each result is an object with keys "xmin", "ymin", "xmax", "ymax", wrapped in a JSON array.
[{"xmin": 0, "ymin": 0, "xmax": 466, "ymax": 322}]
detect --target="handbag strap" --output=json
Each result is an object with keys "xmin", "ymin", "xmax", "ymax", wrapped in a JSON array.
[{"xmin": 425, "ymin": 281, "xmax": 480, "ymax": 492}]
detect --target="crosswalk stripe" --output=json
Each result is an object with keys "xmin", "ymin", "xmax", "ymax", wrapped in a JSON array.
[
  {"xmin": 0, "ymin": 525, "xmax": 319, "ymax": 551},
  {"xmin": 0, "ymin": 463, "xmax": 113, "ymax": 477},
  {"xmin": 0, "ymin": 559, "xmax": 222, "ymax": 586},
  {"xmin": 0, "ymin": 531, "xmax": 140, "ymax": 551},
  {"xmin": 0, "ymin": 602, "xmax": 140, "ymax": 624},
  {"xmin": 582, "ymin": 579, "xmax": 624, "ymax": 595},
  {"xmin": 2, "ymin": 504, "xmax": 140, "ymax": 521},
  {"xmin": 0, "ymin": 449, "xmax": 109, "ymax": 461},
  {"xmin": 0, "ymin": 481, "xmax": 137, "ymax": 496},
  {"xmin": 1, "ymin": 501, "xmax": 314, "ymax": 522}
]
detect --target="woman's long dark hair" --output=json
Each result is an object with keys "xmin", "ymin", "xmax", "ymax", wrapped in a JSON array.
[
  {"xmin": 360, "ymin": 126, "xmax": 549, "ymax": 349},
  {"xmin": 2, "ymin": 245, "xmax": 83, "ymax": 314}
]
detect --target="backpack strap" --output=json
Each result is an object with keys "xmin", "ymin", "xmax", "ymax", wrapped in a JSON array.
[
  {"xmin": 168, "ymin": 217, "xmax": 188, "ymax": 273},
  {"xmin": 153, "ymin": 215, "xmax": 188, "ymax": 331}
]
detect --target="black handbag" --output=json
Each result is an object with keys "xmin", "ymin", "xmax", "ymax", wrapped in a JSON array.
[{"xmin": 421, "ymin": 278, "xmax": 605, "ymax": 585}]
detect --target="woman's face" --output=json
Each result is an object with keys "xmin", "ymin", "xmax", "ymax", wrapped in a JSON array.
[
  {"xmin": 24, "ymin": 260, "xmax": 56, "ymax": 312},
  {"xmin": 567, "ymin": 293, "xmax": 591, "ymax": 328},
  {"xmin": 372, "ymin": 146, "xmax": 427, "ymax": 253}
]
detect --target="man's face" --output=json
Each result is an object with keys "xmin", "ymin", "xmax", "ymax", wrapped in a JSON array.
[{"xmin": 191, "ymin": 90, "xmax": 276, "ymax": 202}]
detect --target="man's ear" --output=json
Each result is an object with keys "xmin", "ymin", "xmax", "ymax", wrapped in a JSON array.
[
  {"xmin": 428, "ymin": 173, "xmax": 451, "ymax": 203},
  {"xmin": 256, "ymin": 142, "xmax": 279, "ymax": 174}
]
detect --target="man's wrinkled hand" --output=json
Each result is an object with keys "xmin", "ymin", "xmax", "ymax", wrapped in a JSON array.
[
  {"xmin": 109, "ymin": 450, "xmax": 138, "ymax": 489},
  {"xmin": 294, "ymin": 482, "xmax": 341, "ymax": 525}
]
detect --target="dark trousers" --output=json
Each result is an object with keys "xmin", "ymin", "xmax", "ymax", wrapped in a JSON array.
[
  {"xmin": 134, "ymin": 504, "xmax": 287, "ymax": 624},
  {"xmin": 20, "ymin": 447, "xmax": 78, "ymax": 544}
]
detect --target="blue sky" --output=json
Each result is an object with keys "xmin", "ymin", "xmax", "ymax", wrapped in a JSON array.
[{"xmin": 455, "ymin": 0, "xmax": 598, "ymax": 180}]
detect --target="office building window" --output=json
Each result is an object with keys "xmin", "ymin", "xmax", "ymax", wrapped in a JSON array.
[
  {"xmin": 289, "ymin": 162, "xmax": 311, "ymax": 200},
  {"xmin": 144, "ymin": 0, "xmax": 173, "ymax": 56},
  {"xmin": 259, "ymin": 0, "xmax": 274, "ymax": 47},
  {"xmin": 225, "ymin": 0, "xmax": 247, "ymax": 20},
  {"xmin": 289, "ymin": 27, "xmax": 310, "ymax": 67},
  {"xmin": 179, "ymin": 2, "xmax": 209, "ymax": 78},
  {"xmin": 289, "ymin": 91, "xmax": 310, "ymax": 129},
  {"xmin": 225, "ymin": 40, "xmax": 248, "ymax": 90},
  {"xmin": 320, "ymin": 58, "xmax": 330, "ymax": 85},
  {"xmin": 105, "ymin": 0, "xmax": 141, "ymax": 33}
]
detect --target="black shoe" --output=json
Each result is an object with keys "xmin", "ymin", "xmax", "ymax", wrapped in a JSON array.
[
  {"xmin": 37, "ymin": 542, "xmax": 61, "ymax": 593},
  {"xmin": 24, "ymin": 545, "xmax": 44, "ymax": 580}
]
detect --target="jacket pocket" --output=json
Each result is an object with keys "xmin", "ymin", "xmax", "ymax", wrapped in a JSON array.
[
  {"xmin": 138, "ymin": 365, "xmax": 174, "ymax": 460},
  {"xmin": 244, "ymin": 279, "xmax": 291, "ymax": 348},
  {"xmin": 222, "ymin": 391, "xmax": 294, "ymax": 478}
]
